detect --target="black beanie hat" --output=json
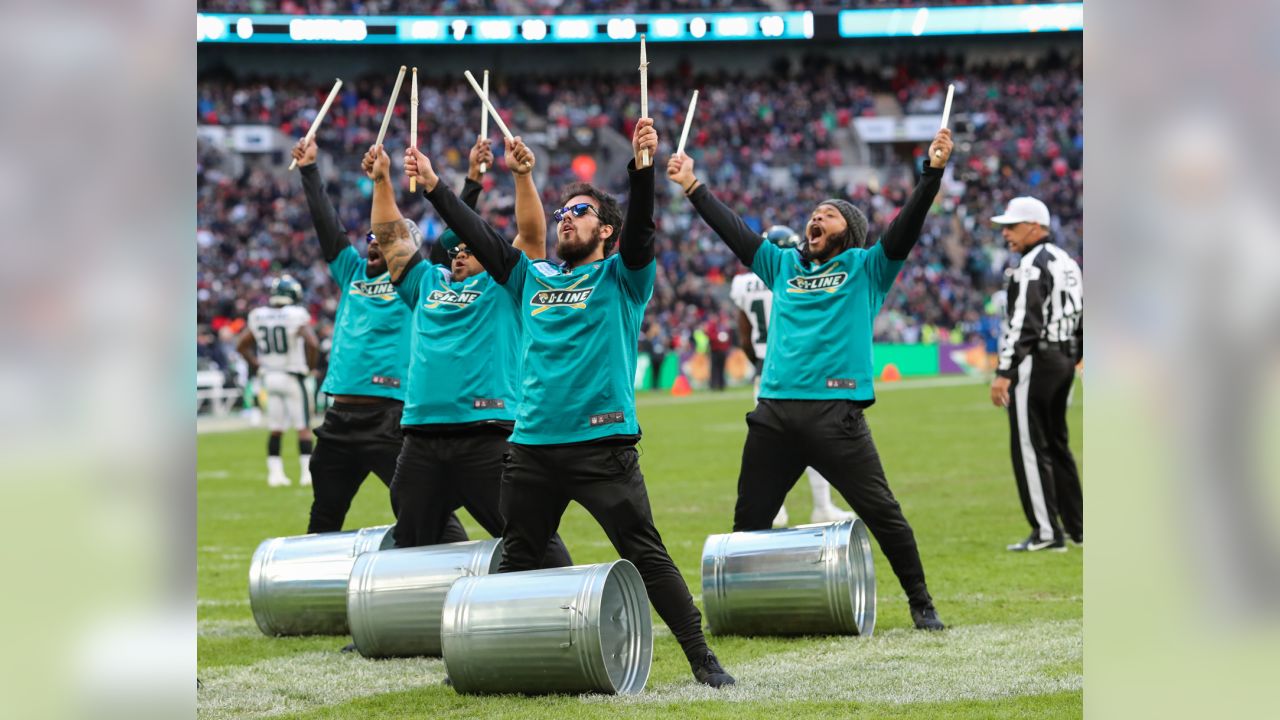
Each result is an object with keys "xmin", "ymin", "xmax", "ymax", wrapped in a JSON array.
[{"xmin": 818, "ymin": 199, "xmax": 869, "ymax": 250}]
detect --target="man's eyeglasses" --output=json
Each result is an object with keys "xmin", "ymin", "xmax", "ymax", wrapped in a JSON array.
[
  {"xmin": 552, "ymin": 202, "xmax": 598, "ymax": 223},
  {"xmin": 447, "ymin": 246, "xmax": 472, "ymax": 259}
]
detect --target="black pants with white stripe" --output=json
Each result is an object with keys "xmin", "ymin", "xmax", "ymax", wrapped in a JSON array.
[
  {"xmin": 309, "ymin": 398, "xmax": 467, "ymax": 540},
  {"xmin": 735, "ymin": 399, "xmax": 935, "ymax": 609},
  {"xmin": 1006, "ymin": 351, "xmax": 1083, "ymax": 542}
]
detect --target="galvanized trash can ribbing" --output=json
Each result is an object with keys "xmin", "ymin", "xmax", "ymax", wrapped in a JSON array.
[
  {"xmin": 440, "ymin": 560, "xmax": 653, "ymax": 695},
  {"xmin": 347, "ymin": 538, "xmax": 503, "ymax": 658},
  {"xmin": 248, "ymin": 525, "xmax": 395, "ymax": 636},
  {"xmin": 701, "ymin": 519, "xmax": 876, "ymax": 637}
]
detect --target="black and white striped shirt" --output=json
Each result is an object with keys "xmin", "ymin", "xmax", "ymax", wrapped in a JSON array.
[{"xmin": 997, "ymin": 240, "xmax": 1083, "ymax": 378}]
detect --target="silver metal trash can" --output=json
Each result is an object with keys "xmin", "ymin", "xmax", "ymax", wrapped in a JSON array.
[
  {"xmin": 347, "ymin": 538, "xmax": 503, "ymax": 658},
  {"xmin": 248, "ymin": 524, "xmax": 395, "ymax": 636},
  {"xmin": 701, "ymin": 518, "xmax": 876, "ymax": 637},
  {"xmin": 440, "ymin": 560, "xmax": 652, "ymax": 695}
]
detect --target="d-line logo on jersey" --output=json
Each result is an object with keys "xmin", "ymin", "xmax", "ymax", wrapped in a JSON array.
[
  {"xmin": 529, "ymin": 274, "xmax": 595, "ymax": 316},
  {"xmin": 785, "ymin": 269, "xmax": 849, "ymax": 294},
  {"xmin": 424, "ymin": 278, "xmax": 482, "ymax": 309},
  {"xmin": 349, "ymin": 277, "xmax": 397, "ymax": 300}
]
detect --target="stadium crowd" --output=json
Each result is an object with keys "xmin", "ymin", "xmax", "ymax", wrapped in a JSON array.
[{"xmin": 198, "ymin": 49, "xmax": 1081, "ymax": 383}]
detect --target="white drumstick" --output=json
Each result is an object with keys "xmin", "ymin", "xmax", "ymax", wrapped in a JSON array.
[
  {"xmin": 463, "ymin": 70, "xmax": 529, "ymax": 171},
  {"xmin": 676, "ymin": 89, "xmax": 698, "ymax": 157},
  {"xmin": 479, "ymin": 70, "xmax": 489, "ymax": 173},
  {"xmin": 935, "ymin": 83, "xmax": 954, "ymax": 158},
  {"xmin": 639, "ymin": 35, "xmax": 650, "ymax": 168},
  {"xmin": 289, "ymin": 78, "xmax": 342, "ymax": 170},
  {"xmin": 409, "ymin": 67, "xmax": 418, "ymax": 192},
  {"xmin": 375, "ymin": 65, "xmax": 407, "ymax": 149}
]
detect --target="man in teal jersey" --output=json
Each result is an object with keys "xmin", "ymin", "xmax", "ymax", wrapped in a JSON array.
[
  {"xmin": 291, "ymin": 137, "xmax": 466, "ymax": 543},
  {"xmin": 360, "ymin": 137, "xmax": 570, "ymax": 567},
  {"xmin": 666, "ymin": 128, "xmax": 954, "ymax": 632},
  {"xmin": 405, "ymin": 119, "xmax": 735, "ymax": 689}
]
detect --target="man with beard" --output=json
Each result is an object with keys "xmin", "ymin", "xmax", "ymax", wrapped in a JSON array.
[
  {"xmin": 291, "ymin": 137, "xmax": 466, "ymax": 542},
  {"xmin": 359, "ymin": 137, "xmax": 570, "ymax": 567},
  {"xmin": 666, "ymin": 128, "xmax": 954, "ymax": 632},
  {"xmin": 404, "ymin": 119, "xmax": 736, "ymax": 688}
]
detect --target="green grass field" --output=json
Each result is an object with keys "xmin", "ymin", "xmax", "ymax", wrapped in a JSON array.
[{"xmin": 198, "ymin": 377, "xmax": 1082, "ymax": 719}]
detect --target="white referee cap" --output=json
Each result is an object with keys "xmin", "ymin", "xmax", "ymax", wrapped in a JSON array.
[{"xmin": 991, "ymin": 196, "xmax": 1051, "ymax": 227}]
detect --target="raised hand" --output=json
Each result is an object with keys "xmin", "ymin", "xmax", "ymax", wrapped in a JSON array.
[
  {"xmin": 666, "ymin": 153, "xmax": 696, "ymax": 192},
  {"xmin": 403, "ymin": 146, "xmax": 439, "ymax": 192},
  {"xmin": 928, "ymin": 128, "xmax": 954, "ymax": 169},
  {"xmin": 506, "ymin": 136, "xmax": 536, "ymax": 176},
  {"xmin": 291, "ymin": 136, "xmax": 318, "ymax": 167},
  {"xmin": 362, "ymin": 144, "xmax": 390, "ymax": 182},
  {"xmin": 632, "ymin": 118, "xmax": 657, "ymax": 169},
  {"xmin": 469, "ymin": 136, "xmax": 494, "ymax": 180}
]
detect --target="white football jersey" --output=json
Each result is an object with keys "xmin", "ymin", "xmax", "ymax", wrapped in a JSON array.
[
  {"xmin": 247, "ymin": 305, "xmax": 312, "ymax": 374},
  {"xmin": 729, "ymin": 272, "xmax": 772, "ymax": 360}
]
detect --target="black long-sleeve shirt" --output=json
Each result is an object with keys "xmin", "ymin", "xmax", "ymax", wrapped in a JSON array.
[{"xmin": 300, "ymin": 164, "xmax": 349, "ymax": 263}]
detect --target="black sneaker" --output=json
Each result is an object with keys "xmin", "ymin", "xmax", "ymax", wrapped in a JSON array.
[
  {"xmin": 1069, "ymin": 535, "xmax": 1083, "ymax": 547},
  {"xmin": 442, "ymin": 675, "xmax": 453, "ymax": 687},
  {"xmin": 339, "ymin": 641, "xmax": 357, "ymax": 653},
  {"xmin": 691, "ymin": 650, "xmax": 736, "ymax": 688},
  {"xmin": 1006, "ymin": 534, "xmax": 1067, "ymax": 552},
  {"xmin": 910, "ymin": 604, "xmax": 945, "ymax": 631}
]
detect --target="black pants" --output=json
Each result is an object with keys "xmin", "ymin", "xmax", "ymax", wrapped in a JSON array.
[
  {"xmin": 736, "ymin": 399, "xmax": 933, "ymax": 608},
  {"xmin": 1006, "ymin": 351, "xmax": 1083, "ymax": 542},
  {"xmin": 390, "ymin": 427, "xmax": 572, "ymax": 566},
  {"xmin": 499, "ymin": 442, "xmax": 709, "ymax": 661},
  {"xmin": 309, "ymin": 398, "xmax": 466, "ymax": 541},
  {"xmin": 710, "ymin": 350, "xmax": 727, "ymax": 391}
]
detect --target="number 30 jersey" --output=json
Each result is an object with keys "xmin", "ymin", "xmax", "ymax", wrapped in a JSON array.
[
  {"xmin": 247, "ymin": 305, "xmax": 312, "ymax": 374},
  {"xmin": 729, "ymin": 271, "xmax": 771, "ymax": 361}
]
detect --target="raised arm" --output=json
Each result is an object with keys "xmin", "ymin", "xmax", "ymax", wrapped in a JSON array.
[
  {"xmin": 293, "ymin": 137, "xmax": 350, "ymax": 263},
  {"xmin": 880, "ymin": 129, "xmax": 953, "ymax": 260},
  {"xmin": 505, "ymin": 136, "xmax": 547, "ymax": 260},
  {"xmin": 668, "ymin": 153, "xmax": 763, "ymax": 266},
  {"xmin": 405, "ymin": 146, "xmax": 522, "ymax": 284},
  {"xmin": 460, "ymin": 136, "xmax": 492, "ymax": 210},
  {"xmin": 619, "ymin": 118, "xmax": 657, "ymax": 270},
  {"xmin": 362, "ymin": 144, "xmax": 423, "ymax": 282}
]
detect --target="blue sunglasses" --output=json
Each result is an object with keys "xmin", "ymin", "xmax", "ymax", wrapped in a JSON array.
[{"xmin": 552, "ymin": 202, "xmax": 598, "ymax": 223}]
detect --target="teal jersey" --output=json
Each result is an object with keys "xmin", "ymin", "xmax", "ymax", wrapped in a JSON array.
[
  {"xmin": 751, "ymin": 241, "xmax": 903, "ymax": 403},
  {"xmin": 499, "ymin": 253, "xmax": 654, "ymax": 445},
  {"xmin": 395, "ymin": 261, "xmax": 520, "ymax": 426},
  {"xmin": 321, "ymin": 245, "xmax": 411, "ymax": 399}
]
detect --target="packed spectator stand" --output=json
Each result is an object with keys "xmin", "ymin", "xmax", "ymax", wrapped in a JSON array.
[{"xmin": 197, "ymin": 49, "xmax": 1081, "ymax": 391}]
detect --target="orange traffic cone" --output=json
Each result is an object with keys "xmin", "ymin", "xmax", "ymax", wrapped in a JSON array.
[
  {"xmin": 671, "ymin": 374, "xmax": 693, "ymax": 397},
  {"xmin": 880, "ymin": 363, "xmax": 902, "ymax": 382}
]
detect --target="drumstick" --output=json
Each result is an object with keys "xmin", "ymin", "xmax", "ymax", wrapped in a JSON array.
[
  {"xmin": 639, "ymin": 35, "xmax": 650, "ymax": 168},
  {"xmin": 375, "ymin": 65, "xmax": 407, "ymax": 148},
  {"xmin": 479, "ymin": 70, "xmax": 489, "ymax": 174},
  {"xmin": 463, "ymin": 70, "xmax": 530, "ymax": 171},
  {"xmin": 288, "ymin": 78, "xmax": 342, "ymax": 170},
  {"xmin": 409, "ymin": 67, "xmax": 418, "ymax": 192},
  {"xmin": 676, "ymin": 89, "xmax": 698, "ymax": 157},
  {"xmin": 935, "ymin": 83, "xmax": 954, "ymax": 159}
]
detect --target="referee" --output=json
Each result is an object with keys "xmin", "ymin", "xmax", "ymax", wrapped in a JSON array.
[{"xmin": 989, "ymin": 197, "xmax": 1084, "ymax": 552}]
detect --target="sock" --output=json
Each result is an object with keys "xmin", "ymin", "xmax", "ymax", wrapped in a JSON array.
[
  {"xmin": 299, "ymin": 439, "xmax": 313, "ymax": 477},
  {"xmin": 267, "ymin": 434, "xmax": 282, "ymax": 456},
  {"xmin": 808, "ymin": 468, "xmax": 834, "ymax": 510},
  {"xmin": 267, "ymin": 456, "xmax": 284, "ymax": 475}
]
